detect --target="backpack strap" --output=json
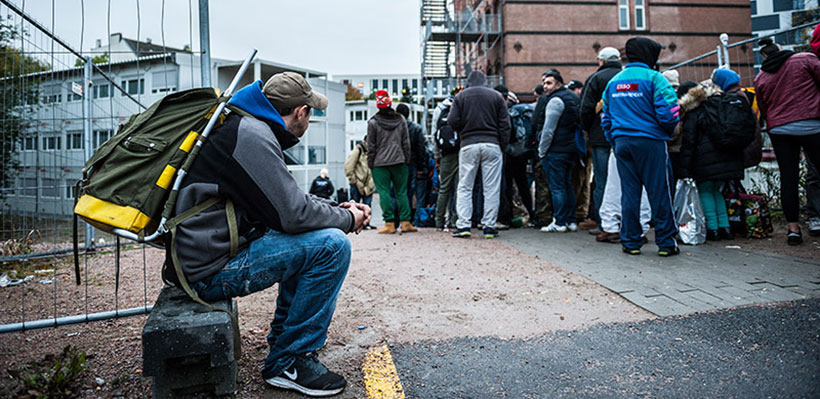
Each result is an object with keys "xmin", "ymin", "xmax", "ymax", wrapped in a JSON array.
[
  {"xmin": 225, "ymin": 199, "xmax": 239, "ymax": 257},
  {"xmin": 164, "ymin": 197, "xmax": 240, "ymax": 333}
]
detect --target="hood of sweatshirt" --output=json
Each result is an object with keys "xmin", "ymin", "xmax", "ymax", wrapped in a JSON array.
[
  {"xmin": 466, "ymin": 70, "xmax": 487, "ymax": 88},
  {"xmin": 227, "ymin": 80, "xmax": 287, "ymax": 130},
  {"xmin": 811, "ymin": 24, "xmax": 820, "ymax": 56},
  {"xmin": 625, "ymin": 37, "xmax": 664, "ymax": 69},
  {"xmin": 372, "ymin": 107, "xmax": 405, "ymax": 130},
  {"xmin": 711, "ymin": 69, "xmax": 740, "ymax": 92},
  {"xmin": 761, "ymin": 50, "xmax": 796, "ymax": 73}
]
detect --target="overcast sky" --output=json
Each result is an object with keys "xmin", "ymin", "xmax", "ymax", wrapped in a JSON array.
[{"xmin": 11, "ymin": 0, "xmax": 421, "ymax": 77}]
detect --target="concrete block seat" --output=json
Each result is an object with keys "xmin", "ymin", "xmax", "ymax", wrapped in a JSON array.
[{"xmin": 142, "ymin": 286, "xmax": 240, "ymax": 398}]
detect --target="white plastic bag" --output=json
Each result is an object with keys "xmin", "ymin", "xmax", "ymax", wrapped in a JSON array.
[{"xmin": 673, "ymin": 179, "xmax": 706, "ymax": 245}]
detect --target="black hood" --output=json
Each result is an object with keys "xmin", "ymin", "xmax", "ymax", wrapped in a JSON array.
[
  {"xmin": 625, "ymin": 37, "xmax": 664, "ymax": 69},
  {"xmin": 761, "ymin": 50, "xmax": 796, "ymax": 73},
  {"xmin": 466, "ymin": 70, "xmax": 487, "ymax": 88}
]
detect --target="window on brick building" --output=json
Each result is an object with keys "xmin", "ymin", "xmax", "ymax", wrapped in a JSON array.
[
  {"xmin": 618, "ymin": 0, "xmax": 630, "ymax": 30},
  {"xmin": 634, "ymin": 0, "xmax": 646, "ymax": 30}
]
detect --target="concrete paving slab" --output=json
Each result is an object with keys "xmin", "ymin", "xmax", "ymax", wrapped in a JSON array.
[{"xmin": 499, "ymin": 229, "xmax": 820, "ymax": 316}]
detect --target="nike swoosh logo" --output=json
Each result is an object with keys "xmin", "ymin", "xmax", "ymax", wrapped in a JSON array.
[{"xmin": 283, "ymin": 368, "xmax": 298, "ymax": 380}]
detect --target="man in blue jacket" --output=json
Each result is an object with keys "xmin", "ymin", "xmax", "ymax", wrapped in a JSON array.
[{"xmin": 601, "ymin": 37, "xmax": 680, "ymax": 256}]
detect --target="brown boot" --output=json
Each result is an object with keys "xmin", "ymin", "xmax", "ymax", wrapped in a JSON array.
[
  {"xmin": 596, "ymin": 231, "xmax": 620, "ymax": 243},
  {"xmin": 378, "ymin": 222, "xmax": 396, "ymax": 234},
  {"xmin": 400, "ymin": 221, "xmax": 418, "ymax": 233}
]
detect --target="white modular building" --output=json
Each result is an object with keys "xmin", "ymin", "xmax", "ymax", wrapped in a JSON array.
[{"xmin": 4, "ymin": 33, "xmax": 346, "ymax": 218}]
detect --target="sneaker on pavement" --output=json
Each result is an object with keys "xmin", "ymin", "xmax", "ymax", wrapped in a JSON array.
[
  {"xmin": 452, "ymin": 228, "xmax": 471, "ymax": 238},
  {"xmin": 622, "ymin": 246, "xmax": 641, "ymax": 255},
  {"xmin": 596, "ymin": 231, "xmax": 620, "ymax": 243},
  {"xmin": 496, "ymin": 222, "xmax": 510, "ymax": 231},
  {"xmin": 540, "ymin": 222, "xmax": 568, "ymax": 233},
  {"xmin": 657, "ymin": 246, "xmax": 681, "ymax": 257},
  {"xmin": 809, "ymin": 218, "xmax": 820, "ymax": 237},
  {"xmin": 483, "ymin": 227, "xmax": 499, "ymax": 239},
  {"xmin": 567, "ymin": 223, "xmax": 579, "ymax": 232},
  {"xmin": 265, "ymin": 352, "xmax": 346, "ymax": 397}
]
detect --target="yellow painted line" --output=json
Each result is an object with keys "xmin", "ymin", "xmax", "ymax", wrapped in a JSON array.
[{"xmin": 362, "ymin": 344, "xmax": 405, "ymax": 399}]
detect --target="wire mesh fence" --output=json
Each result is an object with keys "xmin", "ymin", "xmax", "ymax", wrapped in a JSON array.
[
  {"xmin": 0, "ymin": 0, "xmax": 197, "ymax": 333},
  {"xmin": 660, "ymin": 20, "xmax": 819, "ymax": 209}
]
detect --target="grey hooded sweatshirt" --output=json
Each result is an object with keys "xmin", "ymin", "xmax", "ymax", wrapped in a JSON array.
[
  {"xmin": 447, "ymin": 71, "xmax": 511, "ymax": 148},
  {"xmin": 366, "ymin": 107, "xmax": 411, "ymax": 169}
]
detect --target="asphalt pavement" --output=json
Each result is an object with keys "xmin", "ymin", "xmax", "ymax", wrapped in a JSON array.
[{"xmin": 391, "ymin": 299, "xmax": 820, "ymax": 398}]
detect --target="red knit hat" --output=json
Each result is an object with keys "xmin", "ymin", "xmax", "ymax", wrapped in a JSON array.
[
  {"xmin": 811, "ymin": 24, "xmax": 820, "ymax": 57},
  {"xmin": 375, "ymin": 90, "xmax": 392, "ymax": 109}
]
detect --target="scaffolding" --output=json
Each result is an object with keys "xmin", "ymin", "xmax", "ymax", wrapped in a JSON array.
[{"xmin": 420, "ymin": 0, "xmax": 502, "ymax": 127}]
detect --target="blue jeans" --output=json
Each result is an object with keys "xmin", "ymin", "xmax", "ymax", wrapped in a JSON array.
[
  {"xmin": 349, "ymin": 185, "xmax": 372, "ymax": 207},
  {"xmin": 407, "ymin": 165, "xmax": 429, "ymax": 210},
  {"xmin": 193, "ymin": 228, "xmax": 351, "ymax": 378},
  {"xmin": 541, "ymin": 152, "xmax": 577, "ymax": 226},
  {"xmin": 589, "ymin": 146, "xmax": 610, "ymax": 228}
]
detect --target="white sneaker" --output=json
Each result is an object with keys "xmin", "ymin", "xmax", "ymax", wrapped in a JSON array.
[
  {"xmin": 540, "ymin": 222, "xmax": 568, "ymax": 233},
  {"xmin": 567, "ymin": 223, "xmax": 578, "ymax": 232},
  {"xmin": 809, "ymin": 217, "xmax": 820, "ymax": 237}
]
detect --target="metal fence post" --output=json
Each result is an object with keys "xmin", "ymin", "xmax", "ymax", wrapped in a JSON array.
[
  {"xmin": 720, "ymin": 33, "xmax": 730, "ymax": 69},
  {"xmin": 199, "ymin": 0, "xmax": 211, "ymax": 88},
  {"xmin": 82, "ymin": 56, "xmax": 95, "ymax": 247}
]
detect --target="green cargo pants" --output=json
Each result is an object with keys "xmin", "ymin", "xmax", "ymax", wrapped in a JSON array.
[
  {"xmin": 533, "ymin": 158, "xmax": 553, "ymax": 226},
  {"xmin": 372, "ymin": 163, "xmax": 411, "ymax": 223},
  {"xmin": 435, "ymin": 152, "xmax": 459, "ymax": 228}
]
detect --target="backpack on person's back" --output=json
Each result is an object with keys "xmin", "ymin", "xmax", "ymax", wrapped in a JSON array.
[
  {"xmin": 505, "ymin": 103, "xmax": 534, "ymax": 158},
  {"xmin": 702, "ymin": 91, "xmax": 757, "ymax": 152},
  {"xmin": 435, "ymin": 104, "xmax": 459, "ymax": 155}
]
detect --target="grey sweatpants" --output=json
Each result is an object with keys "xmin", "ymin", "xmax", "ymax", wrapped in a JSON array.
[{"xmin": 456, "ymin": 143, "xmax": 503, "ymax": 229}]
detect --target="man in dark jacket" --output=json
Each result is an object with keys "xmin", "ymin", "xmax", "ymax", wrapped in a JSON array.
[
  {"xmin": 309, "ymin": 168, "xmax": 335, "ymax": 199},
  {"xmin": 367, "ymin": 90, "xmax": 418, "ymax": 235},
  {"xmin": 396, "ymin": 104, "xmax": 428, "ymax": 217},
  {"xmin": 175, "ymin": 72, "xmax": 369, "ymax": 396},
  {"xmin": 579, "ymin": 47, "xmax": 622, "ymax": 233},
  {"xmin": 448, "ymin": 70, "xmax": 511, "ymax": 238},
  {"xmin": 538, "ymin": 69, "xmax": 581, "ymax": 232},
  {"xmin": 529, "ymin": 71, "xmax": 556, "ymax": 227},
  {"xmin": 601, "ymin": 37, "xmax": 680, "ymax": 257}
]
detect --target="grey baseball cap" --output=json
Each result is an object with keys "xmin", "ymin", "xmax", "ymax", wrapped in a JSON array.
[
  {"xmin": 263, "ymin": 71, "xmax": 328, "ymax": 111},
  {"xmin": 597, "ymin": 47, "xmax": 621, "ymax": 62}
]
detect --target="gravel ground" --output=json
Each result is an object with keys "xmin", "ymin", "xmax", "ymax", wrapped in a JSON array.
[{"xmin": 0, "ymin": 229, "xmax": 650, "ymax": 398}]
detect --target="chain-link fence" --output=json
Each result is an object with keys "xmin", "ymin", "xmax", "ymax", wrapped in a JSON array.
[{"xmin": 0, "ymin": 0, "xmax": 197, "ymax": 333}]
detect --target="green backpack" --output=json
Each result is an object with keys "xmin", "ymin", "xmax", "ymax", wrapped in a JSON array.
[
  {"xmin": 72, "ymin": 87, "xmax": 247, "ymax": 324},
  {"xmin": 74, "ymin": 88, "xmax": 222, "ymax": 236}
]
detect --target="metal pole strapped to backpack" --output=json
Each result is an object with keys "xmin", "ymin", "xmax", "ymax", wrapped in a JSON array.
[{"xmin": 110, "ymin": 49, "xmax": 258, "ymax": 244}]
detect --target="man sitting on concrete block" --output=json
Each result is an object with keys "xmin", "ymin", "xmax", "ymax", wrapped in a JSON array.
[{"xmin": 166, "ymin": 72, "xmax": 369, "ymax": 397}]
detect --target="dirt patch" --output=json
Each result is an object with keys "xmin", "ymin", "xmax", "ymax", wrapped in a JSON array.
[
  {"xmin": 0, "ymin": 229, "xmax": 652, "ymax": 398},
  {"xmin": 708, "ymin": 221, "xmax": 819, "ymax": 261}
]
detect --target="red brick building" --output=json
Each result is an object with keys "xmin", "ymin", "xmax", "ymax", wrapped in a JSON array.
[{"xmin": 436, "ymin": 0, "xmax": 753, "ymax": 101}]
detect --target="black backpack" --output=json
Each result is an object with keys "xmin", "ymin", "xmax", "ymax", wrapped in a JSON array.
[
  {"xmin": 505, "ymin": 104, "xmax": 534, "ymax": 158},
  {"xmin": 702, "ymin": 91, "xmax": 756, "ymax": 151},
  {"xmin": 435, "ymin": 104, "xmax": 459, "ymax": 155}
]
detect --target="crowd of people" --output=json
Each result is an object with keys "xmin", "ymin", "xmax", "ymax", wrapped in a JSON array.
[
  {"xmin": 348, "ymin": 29, "xmax": 820, "ymax": 254},
  {"xmin": 166, "ymin": 28, "xmax": 818, "ymax": 397}
]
